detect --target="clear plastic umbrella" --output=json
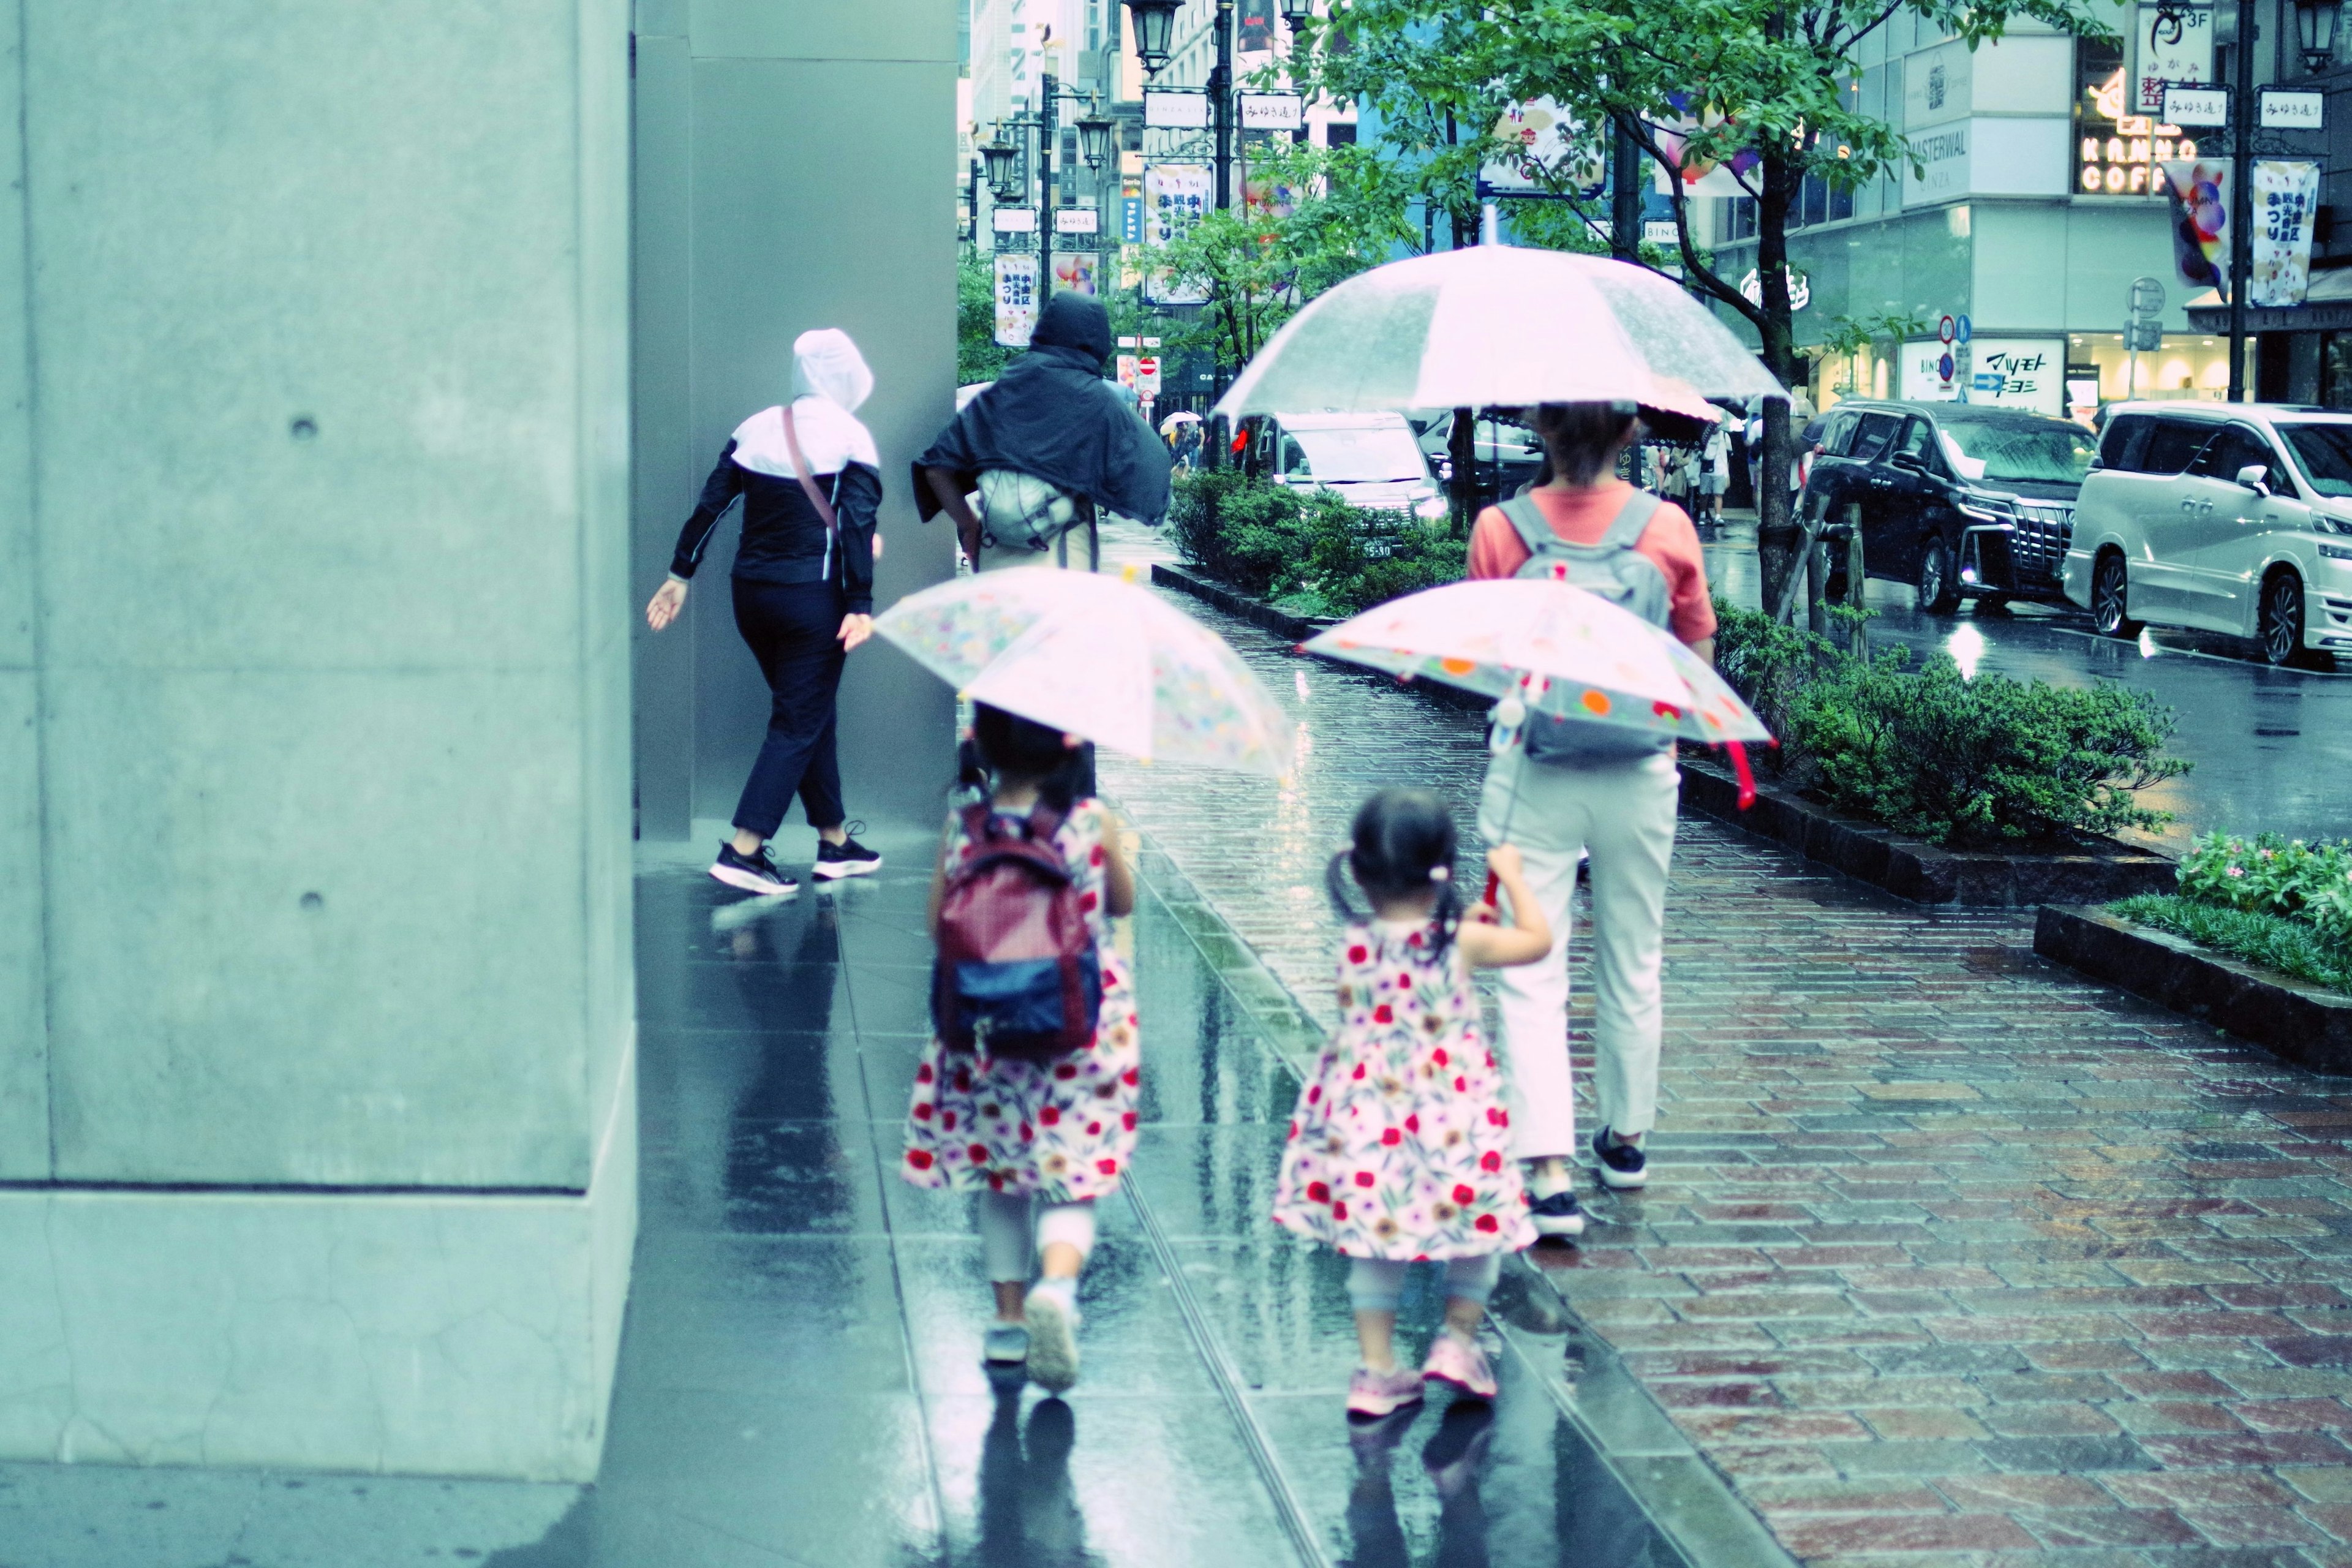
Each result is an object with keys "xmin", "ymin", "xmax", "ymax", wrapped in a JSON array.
[
  {"xmin": 1211, "ymin": 245, "xmax": 1782, "ymax": 421},
  {"xmin": 875, "ymin": 567, "xmax": 1295, "ymax": 777}
]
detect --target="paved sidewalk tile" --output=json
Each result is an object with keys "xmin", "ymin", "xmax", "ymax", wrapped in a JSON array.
[{"xmin": 1101, "ymin": 584, "xmax": 2352, "ymax": 1568}]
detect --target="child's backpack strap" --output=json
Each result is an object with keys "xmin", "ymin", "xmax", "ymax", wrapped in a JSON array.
[
  {"xmin": 1598, "ymin": 489, "xmax": 1661, "ymax": 549},
  {"xmin": 1497, "ymin": 495, "xmax": 1555, "ymax": 557}
]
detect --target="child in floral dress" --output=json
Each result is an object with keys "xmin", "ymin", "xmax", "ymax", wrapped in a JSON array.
[
  {"xmin": 1273, "ymin": 788, "xmax": 1552, "ymax": 1419},
  {"xmin": 903, "ymin": 704, "xmax": 1138, "ymax": 1393}
]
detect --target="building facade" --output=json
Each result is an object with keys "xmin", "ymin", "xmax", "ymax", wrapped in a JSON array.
[{"xmin": 1697, "ymin": 6, "xmax": 2323, "ymax": 418}]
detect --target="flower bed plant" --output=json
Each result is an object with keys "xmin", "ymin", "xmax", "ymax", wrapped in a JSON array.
[
  {"xmin": 1167, "ymin": 468, "xmax": 1462, "ymax": 618},
  {"xmin": 1711, "ymin": 601, "xmax": 2188, "ymax": 850},
  {"xmin": 2106, "ymin": 833, "xmax": 2352, "ymax": 998}
]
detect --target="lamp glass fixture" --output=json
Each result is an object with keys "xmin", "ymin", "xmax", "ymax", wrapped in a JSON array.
[
  {"xmin": 980, "ymin": 137, "xmax": 1019, "ymax": 199},
  {"xmin": 1077, "ymin": 109, "xmax": 1114, "ymax": 169},
  {"xmin": 1123, "ymin": 0, "xmax": 1178, "ymax": 74},
  {"xmin": 1279, "ymin": 0, "xmax": 1316, "ymax": 26},
  {"xmin": 2299, "ymin": 0, "xmax": 2341, "ymax": 69}
]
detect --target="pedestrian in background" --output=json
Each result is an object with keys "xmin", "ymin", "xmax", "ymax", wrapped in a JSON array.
[
  {"xmin": 1696, "ymin": 419, "xmax": 1729, "ymax": 529},
  {"xmin": 1466, "ymin": 402, "xmax": 1716, "ymax": 1237},
  {"xmin": 914, "ymin": 293, "xmax": 1170, "ymax": 573},
  {"xmin": 1271, "ymin": 789, "xmax": 1550, "ymax": 1418},
  {"xmin": 903, "ymin": 704, "xmax": 1139, "ymax": 1395},
  {"xmin": 646, "ymin": 328, "xmax": 885, "ymax": 898}
]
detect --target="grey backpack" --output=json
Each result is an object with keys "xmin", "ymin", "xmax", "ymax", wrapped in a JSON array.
[{"xmin": 1501, "ymin": 490, "xmax": 1677, "ymax": 766}]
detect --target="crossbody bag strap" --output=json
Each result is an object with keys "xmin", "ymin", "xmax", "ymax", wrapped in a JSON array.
[{"xmin": 779, "ymin": 405, "xmax": 839, "ymax": 541}]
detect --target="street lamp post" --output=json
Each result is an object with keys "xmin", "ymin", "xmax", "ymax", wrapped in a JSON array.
[
  {"xmin": 2228, "ymin": 0, "xmax": 2255, "ymax": 401},
  {"xmin": 1211, "ymin": 0, "xmax": 1236, "ymax": 211}
]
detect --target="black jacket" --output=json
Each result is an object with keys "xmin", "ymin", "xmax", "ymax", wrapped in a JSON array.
[
  {"xmin": 670, "ymin": 443, "xmax": 881, "ymax": 613},
  {"xmin": 915, "ymin": 293, "xmax": 1172, "ymax": 526}
]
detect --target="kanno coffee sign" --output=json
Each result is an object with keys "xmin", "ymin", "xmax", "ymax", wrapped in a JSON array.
[{"xmin": 2079, "ymin": 43, "xmax": 2196, "ymax": 197}]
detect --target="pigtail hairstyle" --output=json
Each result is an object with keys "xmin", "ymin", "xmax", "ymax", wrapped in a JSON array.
[
  {"xmin": 965, "ymin": 703, "xmax": 1086, "ymax": 816},
  {"xmin": 1328, "ymin": 787, "xmax": 1464, "ymax": 957}
]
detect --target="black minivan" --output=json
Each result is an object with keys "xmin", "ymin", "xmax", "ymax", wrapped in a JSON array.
[{"xmin": 1801, "ymin": 399, "xmax": 2100, "ymax": 612}]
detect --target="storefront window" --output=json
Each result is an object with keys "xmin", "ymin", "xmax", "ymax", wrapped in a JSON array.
[
  {"xmin": 2068, "ymin": 331, "xmax": 2241, "ymax": 405},
  {"xmin": 2323, "ymin": 334, "xmax": 2352, "ymax": 409},
  {"xmin": 2075, "ymin": 40, "xmax": 2193, "ymax": 197}
]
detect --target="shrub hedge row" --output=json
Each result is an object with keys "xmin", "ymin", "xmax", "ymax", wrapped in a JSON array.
[{"xmin": 1167, "ymin": 469, "xmax": 1462, "ymax": 619}]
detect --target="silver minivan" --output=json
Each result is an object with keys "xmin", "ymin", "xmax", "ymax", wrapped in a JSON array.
[{"xmin": 2065, "ymin": 402, "xmax": 2352, "ymax": 665}]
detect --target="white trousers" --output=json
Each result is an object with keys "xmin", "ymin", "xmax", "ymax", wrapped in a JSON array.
[{"xmin": 1478, "ymin": 748, "xmax": 1679, "ymax": 1161}]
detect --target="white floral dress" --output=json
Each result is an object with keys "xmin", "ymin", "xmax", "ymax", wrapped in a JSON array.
[
  {"xmin": 902, "ymin": 799, "xmax": 1140, "ymax": 1202},
  {"xmin": 1272, "ymin": 919, "xmax": 1535, "ymax": 1260}
]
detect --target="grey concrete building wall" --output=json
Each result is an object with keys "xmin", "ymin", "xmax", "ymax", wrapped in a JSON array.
[
  {"xmin": 631, "ymin": 0, "xmax": 961, "ymax": 841},
  {"xmin": 0, "ymin": 0, "xmax": 636, "ymax": 1479}
]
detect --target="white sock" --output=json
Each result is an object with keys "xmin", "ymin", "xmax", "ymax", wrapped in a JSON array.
[{"xmin": 1031, "ymin": 1275, "xmax": 1078, "ymax": 1312}]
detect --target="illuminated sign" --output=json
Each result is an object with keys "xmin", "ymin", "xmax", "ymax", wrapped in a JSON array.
[{"xmin": 2080, "ymin": 65, "xmax": 2195, "ymax": 196}]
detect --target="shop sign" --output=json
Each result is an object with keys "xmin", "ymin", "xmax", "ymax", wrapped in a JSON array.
[
  {"xmin": 1907, "ymin": 123, "xmax": 1971, "ymax": 204},
  {"xmin": 2250, "ymin": 160, "xmax": 2321, "ymax": 307},
  {"xmin": 1905, "ymin": 39, "xmax": 1975, "ymax": 130},
  {"xmin": 2133, "ymin": 1, "xmax": 2215, "ymax": 115},
  {"xmin": 1738, "ymin": 267, "xmax": 1811, "ymax": 311},
  {"xmin": 1901, "ymin": 339, "xmax": 1966, "ymax": 402},
  {"xmin": 2081, "ymin": 62, "xmax": 2196, "ymax": 196},
  {"xmin": 1969, "ymin": 339, "xmax": 2067, "ymax": 417},
  {"xmin": 993, "ymin": 253, "xmax": 1039, "ymax": 347}
]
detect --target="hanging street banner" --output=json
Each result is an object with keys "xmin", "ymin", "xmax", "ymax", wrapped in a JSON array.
[
  {"xmin": 2251, "ymin": 160, "xmax": 2321, "ymax": 307},
  {"xmin": 1142, "ymin": 163, "xmax": 1211, "ymax": 305},
  {"xmin": 993, "ymin": 252, "xmax": 1038, "ymax": 347},
  {"xmin": 1051, "ymin": 250, "xmax": 1099, "ymax": 296},
  {"xmin": 1482, "ymin": 97, "xmax": 1605, "ymax": 197},
  {"xmin": 2160, "ymin": 159, "xmax": 2231, "ymax": 292},
  {"xmin": 2133, "ymin": 1, "xmax": 2215, "ymax": 115}
]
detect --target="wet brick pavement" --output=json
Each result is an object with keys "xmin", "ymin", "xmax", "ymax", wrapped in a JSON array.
[{"xmin": 1095, "ymin": 557, "xmax": 2352, "ymax": 1568}]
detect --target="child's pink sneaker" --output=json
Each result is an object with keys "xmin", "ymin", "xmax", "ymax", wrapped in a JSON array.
[
  {"xmin": 1346, "ymin": 1365, "xmax": 1425, "ymax": 1419},
  {"xmin": 1422, "ymin": 1333, "xmax": 1498, "ymax": 1400}
]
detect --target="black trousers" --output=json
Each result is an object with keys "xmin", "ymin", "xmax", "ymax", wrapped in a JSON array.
[{"xmin": 730, "ymin": 577, "xmax": 847, "ymax": 840}]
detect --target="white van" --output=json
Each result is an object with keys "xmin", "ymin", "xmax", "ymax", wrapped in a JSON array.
[{"xmin": 1249, "ymin": 411, "xmax": 1450, "ymax": 520}]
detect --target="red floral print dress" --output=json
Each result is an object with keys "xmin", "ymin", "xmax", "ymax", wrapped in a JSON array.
[
  {"xmin": 1272, "ymin": 919, "xmax": 1534, "ymax": 1259},
  {"xmin": 902, "ymin": 799, "xmax": 1140, "ymax": 1202}
]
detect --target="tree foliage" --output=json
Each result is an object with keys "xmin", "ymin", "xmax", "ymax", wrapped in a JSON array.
[{"xmin": 957, "ymin": 247, "xmax": 1012, "ymax": 386}]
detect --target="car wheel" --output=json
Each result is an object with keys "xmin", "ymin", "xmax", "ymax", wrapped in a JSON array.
[
  {"xmin": 1916, "ymin": 536, "xmax": 1959, "ymax": 615},
  {"xmin": 2092, "ymin": 550, "xmax": 2141, "ymax": 638},
  {"xmin": 2260, "ymin": 569, "xmax": 2307, "ymax": 666}
]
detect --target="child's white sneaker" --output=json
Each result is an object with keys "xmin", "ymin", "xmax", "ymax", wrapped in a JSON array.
[{"xmin": 1023, "ymin": 1281, "xmax": 1082, "ymax": 1392}]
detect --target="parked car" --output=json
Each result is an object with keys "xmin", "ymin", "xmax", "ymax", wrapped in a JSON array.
[
  {"xmin": 2065, "ymin": 402, "xmax": 2352, "ymax": 666},
  {"xmin": 1800, "ymin": 399, "xmax": 2098, "ymax": 614},
  {"xmin": 1243, "ymin": 411, "xmax": 1450, "ymax": 520},
  {"xmin": 1411, "ymin": 412, "xmax": 1546, "ymax": 505}
]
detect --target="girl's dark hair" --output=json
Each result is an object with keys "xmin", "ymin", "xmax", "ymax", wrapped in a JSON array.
[
  {"xmin": 957, "ymin": 702, "xmax": 1084, "ymax": 813},
  {"xmin": 1325, "ymin": 787, "xmax": 1463, "ymax": 956},
  {"xmin": 1531, "ymin": 401, "xmax": 1642, "ymax": 486}
]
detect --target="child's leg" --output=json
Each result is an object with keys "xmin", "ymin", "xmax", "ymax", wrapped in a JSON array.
[
  {"xmin": 1035, "ymin": 1198, "xmax": 1096, "ymax": 1283},
  {"xmin": 1441, "ymin": 1253, "xmax": 1503, "ymax": 1343},
  {"xmin": 978, "ymin": 1189, "xmax": 1036, "ymax": 1323},
  {"xmin": 1349, "ymin": 1257, "xmax": 1411, "ymax": 1371}
]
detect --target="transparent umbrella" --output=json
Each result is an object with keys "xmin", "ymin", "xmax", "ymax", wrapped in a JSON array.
[{"xmin": 1211, "ymin": 244, "xmax": 1782, "ymax": 421}]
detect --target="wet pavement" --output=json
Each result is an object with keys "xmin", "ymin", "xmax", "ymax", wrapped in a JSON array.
[
  {"xmin": 1096, "ymin": 581, "xmax": 2352, "ymax": 1568},
  {"xmin": 1699, "ymin": 520, "xmax": 2352, "ymax": 849}
]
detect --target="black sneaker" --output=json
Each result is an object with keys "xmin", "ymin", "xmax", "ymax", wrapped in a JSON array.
[
  {"xmin": 1528, "ymin": 1188, "xmax": 1586, "ymax": 1238},
  {"xmin": 1593, "ymin": 1126, "xmax": 1648, "ymax": 1189},
  {"xmin": 813, "ymin": 823, "xmax": 883, "ymax": 880},
  {"xmin": 709, "ymin": 841, "xmax": 798, "ymax": 898}
]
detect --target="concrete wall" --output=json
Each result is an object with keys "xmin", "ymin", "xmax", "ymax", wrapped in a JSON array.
[
  {"xmin": 0, "ymin": 0, "xmax": 636, "ymax": 1480},
  {"xmin": 631, "ymin": 0, "xmax": 962, "ymax": 841}
]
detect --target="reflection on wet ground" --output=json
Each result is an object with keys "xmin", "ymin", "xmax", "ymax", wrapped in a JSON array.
[
  {"xmin": 1701, "ymin": 524, "xmax": 2352, "ymax": 846},
  {"xmin": 594, "ymin": 840, "xmax": 1719, "ymax": 1566}
]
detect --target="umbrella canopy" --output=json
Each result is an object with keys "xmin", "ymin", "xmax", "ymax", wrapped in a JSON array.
[
  {"xmin": 875, "ymin": 568, "xmax": 1295, "ymax": 777},
  {"xmin": 1159, "ymin": 410, "xmax": 1202, "ymax": 432},
  {"xmin": 1302, "ymin": 579, "xmax": 1770, "ymax": 748},
  {"xmin": 1212, "ymin": 246, "xmax": 1782, "ymax": 425}
]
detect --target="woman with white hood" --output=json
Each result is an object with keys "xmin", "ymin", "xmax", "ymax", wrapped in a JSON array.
[{"xmin": 646, "ymin": 328, "xmax": 886, "ymax": 897}]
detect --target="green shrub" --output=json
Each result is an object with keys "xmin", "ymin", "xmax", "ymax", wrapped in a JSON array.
[
  {"xmin": 1170, "ymin": 470, "xmax": 1462, "ymax": 615},
  {"xmin": 1711, "ymin": 600, "xmax": 2187, "ymax": 848},
  {"xmin": 2174, "ymin": 832, "xmax": 2352, "ymax": 947},
  {"xmin": 2110, "ymin": 893, "xmax": 2352, "ymax": 997}
]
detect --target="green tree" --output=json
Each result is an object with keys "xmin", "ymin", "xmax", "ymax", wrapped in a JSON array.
[
  {"xmin": 1150, "ymin": 139, "xmax": 1419, "ymax": 381},
  {"xmin": 957, "ymin": 247, "xmax": 1012, "ymax": 386},
  {"xmin": 1299, "ymin": 0, "xmax": 2111, "ymax": 605}
]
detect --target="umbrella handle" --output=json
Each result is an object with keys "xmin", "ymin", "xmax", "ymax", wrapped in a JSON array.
[{"xmin": 1483, "ymin": 870, "xmax": 1500, "ymax": 906}]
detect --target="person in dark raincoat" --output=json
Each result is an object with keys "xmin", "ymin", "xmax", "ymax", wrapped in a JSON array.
[{"xmin": 915, "ymin": 293, "xmax": 1171, "ymax": 572}]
